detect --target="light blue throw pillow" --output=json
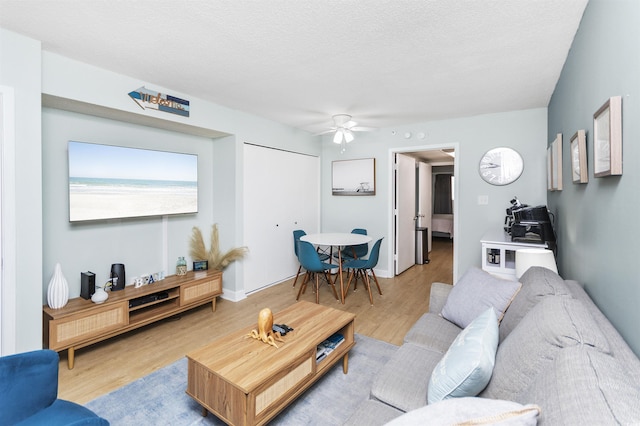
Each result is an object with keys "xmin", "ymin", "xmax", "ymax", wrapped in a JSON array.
[{"xmin": 427, "ymin": 308, "xmax": 499, "ymax": 404}]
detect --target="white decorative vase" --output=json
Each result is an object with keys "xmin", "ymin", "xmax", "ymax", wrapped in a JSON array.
[
  {"xmin": 47, "ymin": 263, "xmax": 69, "ymax": 309},
  {"xmin": 91, "ymin": 285, "xmax": 109, "ymax": 304}
]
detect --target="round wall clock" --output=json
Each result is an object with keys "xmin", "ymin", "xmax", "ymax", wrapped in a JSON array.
[{"xmin": 479, "ymin": 147, "xmax": 524, "ymax": 185}]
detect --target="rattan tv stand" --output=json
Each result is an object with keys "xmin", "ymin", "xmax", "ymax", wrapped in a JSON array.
[{"xmin": 43, "ymin": 269, "xmax": 222, "ymax": 369}]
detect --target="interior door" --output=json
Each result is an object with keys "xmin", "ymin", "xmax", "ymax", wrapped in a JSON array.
[
  {"xmin": 395, "ymin": 153, "xmax": 416, "ymax": 275},
  {"xmin": 417, "ymin": 162, "xmax": 433, "ymax": 252},
  {"xmin": 243, "ymin": 144, "xmax": 319, "ymax": 294}
]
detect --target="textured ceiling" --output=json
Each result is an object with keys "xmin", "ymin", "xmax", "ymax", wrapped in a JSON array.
[{"xmin": 0, "ymin": 0, "xmax": 588, "ymax": 134}]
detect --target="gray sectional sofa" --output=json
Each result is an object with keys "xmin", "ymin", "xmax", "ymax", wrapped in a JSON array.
[{"xmin": 346, "ymin": 266, "xmax": 640, "ymax": 425}]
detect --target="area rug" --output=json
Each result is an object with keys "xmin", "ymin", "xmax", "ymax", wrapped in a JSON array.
[{"xmin": 86, "ymin": 334, "xmax": 398, "ymax": 425}]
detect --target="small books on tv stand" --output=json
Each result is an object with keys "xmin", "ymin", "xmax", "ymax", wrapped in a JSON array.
[{"xmin": 316, "ymin": 333, "xmax": 345, "ymax": 363}]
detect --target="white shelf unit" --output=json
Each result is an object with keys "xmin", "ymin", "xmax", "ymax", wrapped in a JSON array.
[{"xmin": 480, "ymin": 231, "xmax": 548, "ymax": 281}]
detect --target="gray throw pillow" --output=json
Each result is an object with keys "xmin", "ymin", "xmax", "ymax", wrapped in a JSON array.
[
  {"xmin": 499, "ymin": 266, "xmax": 571, "ymax": 342},
  {"xmin": 441, "ymin": 267, "xmax": 522, "ymax": 328}
]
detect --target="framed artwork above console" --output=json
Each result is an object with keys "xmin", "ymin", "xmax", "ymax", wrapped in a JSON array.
[{"xmin": 331, "ymin": 158, "xmax": 376, "ymax": 196}]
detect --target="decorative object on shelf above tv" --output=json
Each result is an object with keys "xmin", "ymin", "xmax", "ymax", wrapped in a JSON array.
[{"xmin": 68, "ymin": 141, "xmax": 198, "ymax": 222}]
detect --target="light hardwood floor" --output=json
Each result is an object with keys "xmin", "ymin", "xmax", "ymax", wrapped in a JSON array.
[{"xmin": 57, "ymin": 238, "xmax": 453, "ymax": 404}]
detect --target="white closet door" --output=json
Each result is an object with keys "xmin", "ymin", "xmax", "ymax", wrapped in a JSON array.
[
  {"xmin": 243, "ymin": 144, "xmax": 319, "ymax": 294},
  {"xmin": 395, "ymin": 153, "xmax": 416, "ymax": 275}
]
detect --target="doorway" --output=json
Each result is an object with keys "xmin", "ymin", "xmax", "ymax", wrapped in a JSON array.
[{"xmin": 390, "ymin": 144, "xmax": 459, "ymax": 282}]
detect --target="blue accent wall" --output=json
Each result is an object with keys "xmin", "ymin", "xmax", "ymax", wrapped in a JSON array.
[{"xmin": 548, "ymin": 0, "xmax": 640, "ymax": 355}]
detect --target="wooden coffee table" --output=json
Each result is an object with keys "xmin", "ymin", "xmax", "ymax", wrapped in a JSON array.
[{"xmin": 186, "ymin": 301, "xmax": 356, "ymax": 426}]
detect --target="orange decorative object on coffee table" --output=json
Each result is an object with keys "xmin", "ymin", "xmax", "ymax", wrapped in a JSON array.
[{"xmin": 246, "ymin": 308, "xmax": 285, "ymax": 348}]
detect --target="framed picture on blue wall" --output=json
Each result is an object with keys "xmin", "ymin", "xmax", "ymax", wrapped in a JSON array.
[
  {"xmin": 570, "ymin": 130, "xmax": 588, "ymax": 184},
  {"xmin": 549, "ymin": 133, "xmax": 562, "ymax": 191},
  {"xmin": 593, "ymin": 96, "xmax": 622, "ymax": 177}
]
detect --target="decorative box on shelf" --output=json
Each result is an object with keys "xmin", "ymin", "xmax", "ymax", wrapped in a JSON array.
[{"xmin": 480, "ymin": 231, "xmax": 547, "ymax": 281}]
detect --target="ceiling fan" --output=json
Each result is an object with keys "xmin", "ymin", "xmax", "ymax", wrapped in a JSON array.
[{"xmin": 315, "ymin": 114, "xmax": 376, "ymax": 145}]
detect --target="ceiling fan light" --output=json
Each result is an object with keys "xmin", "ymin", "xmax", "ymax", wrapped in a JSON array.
[
  {"xmin": 333, "ymin": 114, "xmax": 352, "ymax": 127},
  {"xmin": 333, "ymin": 129, "xmax": 344, "ymax": 144},
  {"xmin": 344, "ymin": 129, "xmax": 354, "ymax": 143}
]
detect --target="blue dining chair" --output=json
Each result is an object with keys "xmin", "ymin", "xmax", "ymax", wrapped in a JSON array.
[
  {"xmin": 335, "ymin": 228, "xmax": 369, "ymax": 262},
  {"xmin": 292, "ymin": 230, "xmax": 307, "ymax": 288},
  {"xmin": 296, "ymin": 240, "xmax": 340, "ymax": 304},
  {"xmin": 342, "ymin": 238, "xmax": 383, "ymax": 305},
  {"xmin": 293, "ymin": 230, "xmax": 330, "ymax": 288}
]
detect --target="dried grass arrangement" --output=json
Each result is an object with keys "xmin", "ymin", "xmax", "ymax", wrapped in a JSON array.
[{"xmin": 189, "ymin": 224, "xmax": 248, "ymax": 270}]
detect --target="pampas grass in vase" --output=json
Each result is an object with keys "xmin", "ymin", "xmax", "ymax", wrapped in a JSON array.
[{"xmin": 190, "ymin": 224, "xmax": 248, "ymax": 270}]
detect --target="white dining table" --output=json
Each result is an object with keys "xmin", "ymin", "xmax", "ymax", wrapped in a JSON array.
[{"xmin": 300, "ymin": 232, "xmax": 372, "ymax": 304}]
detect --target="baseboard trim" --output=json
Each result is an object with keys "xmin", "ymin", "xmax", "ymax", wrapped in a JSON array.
[{"xmin": 221, "ymin": 288, "xmax": 247, "ymax": 302}]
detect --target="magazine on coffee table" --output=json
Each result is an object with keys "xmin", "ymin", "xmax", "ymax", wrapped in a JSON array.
[{"xmin": 316, "ymin": 333, "xmax": 345, "ymax": 363}]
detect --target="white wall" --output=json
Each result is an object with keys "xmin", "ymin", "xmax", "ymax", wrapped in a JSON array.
[
  {"xmin": 321, "ymin": 108, "xmax": 548, "ymax": 281},
  {"xmin": 211, "ymin": 135, "xmax": 242, "ymax": 299},
  {"xmin": 0, "ymin": 29, "xmax": 43, "ymax": 353}
]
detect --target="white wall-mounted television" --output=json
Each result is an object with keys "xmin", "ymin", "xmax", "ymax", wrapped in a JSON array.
[{"xmin": 68, "ymin": 141, "xmax": 198, "ymax": 222}]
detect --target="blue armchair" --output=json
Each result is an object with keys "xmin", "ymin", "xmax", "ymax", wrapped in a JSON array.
[{"xmin": 0, "ymin": 349, "xmax": 108, "ymax": 425}]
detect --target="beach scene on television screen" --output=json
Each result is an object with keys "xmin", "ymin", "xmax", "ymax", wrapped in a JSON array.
[{"xmin": 68, "ymin": 141, "xmax": 198, "ymax": 222}]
